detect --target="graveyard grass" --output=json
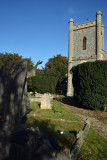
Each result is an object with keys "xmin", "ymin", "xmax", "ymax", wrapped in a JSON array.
[
  {"xmin": 26, "ymin": 101, "xmax": 107, "ymax": 160},
  {"xmin": 27, "ymin": 100, "xmax": 80, "ymax": 121}
]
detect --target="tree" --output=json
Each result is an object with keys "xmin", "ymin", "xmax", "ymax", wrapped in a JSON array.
[
  {"xmin": 41, "ymin": 54, "xmax": 68, "ymax": 94},
  {"xmin": 24, "ymin": 57, "xmax": 34, "ymax": 71},
  {"xmin": 36, "ymin": 68, "xmax": 45, "ymax": 76},
  {"xmin": 43, "ymin": 54, "xmax": 68, "ymax": 83},
  {"xmin": 0, "ymin": 52, "xmax": 34, "ymax": 72},
  {"xmin": 34, "ymin": 60, "xmax": 43, "ymax": 70},
  {"xmin": 0, "ymin": 52, "xmax": 35, "ymax": 91},
  {"xmin": 27, "ymin": 60, "xmax": 43, "ymax": 91},
  {"xmin": 0, "ymin": 52, "xmax": 23, "ymax": 72}
]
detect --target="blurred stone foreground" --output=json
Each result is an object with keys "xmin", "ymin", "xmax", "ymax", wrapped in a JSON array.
[{"xmin": 0, "ymin": 62, "xmax": 71, "ymax": 160}]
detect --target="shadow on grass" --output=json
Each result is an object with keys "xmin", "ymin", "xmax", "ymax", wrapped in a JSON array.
[
  {"xmin": 38, "ymin": 103, "xmax": 41, "ymax": 108},
  {"xmin": 54, "ymin": 96, "xmax": 91, "ymax": 110},
  {"xmin": 26, "ymin": 118, "xmax": 77, "ymax": 149}
]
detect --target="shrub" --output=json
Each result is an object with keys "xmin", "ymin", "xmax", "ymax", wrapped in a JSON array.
[
  {"xmin": 32, "ymin": 76, "xmax": 58, "ymax": 94},
  {"xmin": 72, "ymin": 60, "xmax": 107, "ymax": 110}
]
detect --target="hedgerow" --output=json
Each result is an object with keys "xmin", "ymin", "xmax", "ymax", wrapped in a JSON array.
[{"xmin": 72, "ymin": 60, "xmax": 107, "ymax": 110}]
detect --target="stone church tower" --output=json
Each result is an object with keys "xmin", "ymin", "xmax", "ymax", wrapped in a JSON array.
[{"xmin": 67, "ymin": 11, "xmax": 107, "ymax": 96}]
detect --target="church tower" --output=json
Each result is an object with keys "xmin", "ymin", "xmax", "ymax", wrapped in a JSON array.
[{"xmin": 67, "ymin": 11, "xmax": 107, "ymax": 97}]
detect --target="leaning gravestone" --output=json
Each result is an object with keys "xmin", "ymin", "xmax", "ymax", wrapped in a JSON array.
[{"xmin": 41, "ymin": 93, "xmax": 53, "ymax": 109}]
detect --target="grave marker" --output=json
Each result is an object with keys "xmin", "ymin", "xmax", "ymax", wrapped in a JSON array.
[{"xmin": 41, "ymin": 93, "xmax": 53, "ymax": 109}]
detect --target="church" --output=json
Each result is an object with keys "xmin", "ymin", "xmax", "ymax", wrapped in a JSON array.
[{"xmin": 67, "ymin": 11, "xmax": 107, "ymax": 97}]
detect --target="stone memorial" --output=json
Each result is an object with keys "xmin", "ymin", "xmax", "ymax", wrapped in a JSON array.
[
  {"xmin": 0, "ymin": 61, "xmax": 35, "ymax": 160},
  {"xmin": 41, "ymin": 93, "xmax": 53, "ymax": 109}
]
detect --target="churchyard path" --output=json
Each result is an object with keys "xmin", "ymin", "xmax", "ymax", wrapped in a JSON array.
[{"xmin": 57, "ymin": 101, "xmax": 107, "ymax": 139}]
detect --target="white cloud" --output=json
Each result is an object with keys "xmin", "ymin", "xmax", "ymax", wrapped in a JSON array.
[{"xmin": 68, "ymin": 8, "xmax": 76, "ymax": 14}]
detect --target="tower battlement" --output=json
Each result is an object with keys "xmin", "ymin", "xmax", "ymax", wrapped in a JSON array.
[{"xmin": 73, "ymin": 20, "xmax": 96, "ymax": 30}]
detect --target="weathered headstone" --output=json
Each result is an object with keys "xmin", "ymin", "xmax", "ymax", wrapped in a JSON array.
[
  {"xmin": 41, "ymin": 93, "xmax": 53, "ymax": 109},
  {"xmin": 0, "ymin": 61, "xmax": 35, "ymax": 160},
  {"xmin": 0, "ymin": 62, "xmax": 35, "ymax": 131}
]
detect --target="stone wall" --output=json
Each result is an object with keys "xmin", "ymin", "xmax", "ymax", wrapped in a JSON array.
[
  {"xmin": 72, "ymin": 57, "xmax": 96, "ymax": 67},
  {"xmin": 73, "ymin": 26, "xmax": 96, "ymax": 61}
]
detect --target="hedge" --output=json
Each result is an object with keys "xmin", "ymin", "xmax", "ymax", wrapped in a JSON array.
[
  {"xmin": 72, "ymin": 60, "xmax": 107, "ymax": 110},
  {"xmin": 32, "ymin": 76, "xmax": 58, "ymax": 94}
]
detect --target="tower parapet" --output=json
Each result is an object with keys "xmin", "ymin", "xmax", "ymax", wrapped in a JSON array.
[{"xmin": 73, "ymin": 20, "xmax": 96, "ymax": 30}]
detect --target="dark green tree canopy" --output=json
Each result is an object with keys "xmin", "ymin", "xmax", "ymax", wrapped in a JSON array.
[
  {"xmin": 43, "ymin": 54, "xmax": 68, "ymax": 83},
  {"xmin": 72, "ymin": 60, "xmax": 107, "ymax": 110},
  {"xmin": 0, "ymin": 52, "xmax": 34, "ymax": 73}
]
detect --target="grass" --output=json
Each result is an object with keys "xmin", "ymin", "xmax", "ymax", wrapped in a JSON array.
[
  {"xmin": 25, "ymin": 101, "xmax": 107, "ymax": 160},
  {"xmin": 26, "ymin": 117, "xmax": 78, "ymax": 148},
  {"xmin": 78, "ymin": 128, "xmax": 107, "ymax": 160},
  {"xmin": 27, "ymin": 101, "xmax": 80, "ymax": 121},
  {"xmin": 26, "ymin": 101, "xmax": 83, "ymax": 148},
  {"xmin": 28, "ymin": 92, "xmax": 35, "ymax": 97}
]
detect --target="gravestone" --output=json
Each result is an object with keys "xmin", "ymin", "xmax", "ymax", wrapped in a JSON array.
[
  {"xmin": 0, "ymin": 61, "xmax": 35, "ymax": 160},
  {"xmin": 0, "ymin": 62, "xmax": 35, "ymax": 131},
  {"xmin": 41, "ymin": 93, "xmax": 53, "ymax": 109}
]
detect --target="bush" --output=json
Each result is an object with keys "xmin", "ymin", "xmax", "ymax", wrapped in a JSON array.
[
  {"xmin": 72, "ymin": 61, "xmax": 107, "ymax": 110},
  {"xmin": 32, "ymin": 76, "xmax": 58, "ymax": 94}
]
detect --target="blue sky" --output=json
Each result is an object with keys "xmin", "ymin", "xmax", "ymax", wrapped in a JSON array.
[{"xmin": 0, "ymin": 0, "xmax": 107, "ymax": 68}]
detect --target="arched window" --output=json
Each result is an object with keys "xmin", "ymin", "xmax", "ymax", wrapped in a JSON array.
[{"xmin": 83, "ymin": 37, "xmax": 87, "ymax": 50}]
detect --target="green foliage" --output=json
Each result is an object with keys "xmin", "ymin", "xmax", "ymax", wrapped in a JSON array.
[
  {"xmin": 103, "ymin": 104, "xmax": 107, "ymax": 112},
  {"xmin": 0, "ymin": 52, "xmax": 23, "ymax": 74},
  {"xmin": 23, "ymin": 57, "xmax": 34, "ymax": 71},
  {"xmin": 32, "ymin": 76, "xmax": 58, "ymax": 93},
  {"xmin": 43, "ymin": 54, "xmax": 68, "ymax": 83},
  {"xmin": 27, "ymin": 67, "xmax": 45, "ymax": 91},
  {"xmin": 36, "ymin": 68, "xmax": 45, "ymax": 76},
  {"xmin": 0, "ymin": 52, "xmax": 34, "ymax": 73},
  {"xmin": 27, "ymin": 54, "xmax": 68, "ymax": 93},
  {"xmin": 27, "ymin": 77, "xmax": 34, "ymax": 91},
  {"xmin": 0, "ymin": 52, "xmax": 34, "ymax": 90},
  {"xmin": 72, "ymin": 61, "xmax": 107, "ymax": 110}
]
